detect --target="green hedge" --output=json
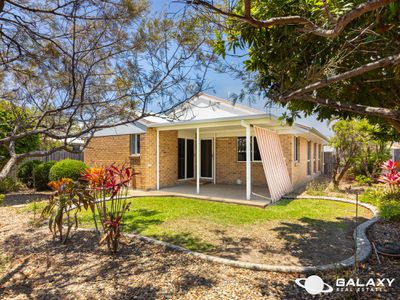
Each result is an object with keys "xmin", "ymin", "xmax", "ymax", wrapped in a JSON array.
[
  {"xmin": 17, "ymin": 160, "xmax": 43, "ymax": 188},
  {"xmin": 33, "ymin": 161, "xmax": 56, "ymax": 190},
  {"xmin": 49, "ymin": 159, "xmax": 87, "ymax": 181}
]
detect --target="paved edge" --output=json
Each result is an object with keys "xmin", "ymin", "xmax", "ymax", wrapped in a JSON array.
[
  {"xmin": 125, "ymin": 196, "xmax": 379, "ymax": 273},
  {"xmin": 71, "ymin": 195, "xmax": 378, "ymax": 273}
]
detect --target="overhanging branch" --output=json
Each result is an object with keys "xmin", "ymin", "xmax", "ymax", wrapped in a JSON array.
[
  {"xmin": 191, "ymin": 0, "xmax": 394, "ymax": 37},
  {"xmin": 279, "ymin": 52, "xmax": 400, "ymax": 101}
]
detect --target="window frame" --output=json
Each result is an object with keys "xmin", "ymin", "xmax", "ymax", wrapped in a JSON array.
[
  {"xmin": 318, "ymin": 144, "xmax": 322, "ymax": 172},
  {"xmin": 307, "ymin": 141, "xmax": 311, "ymax": 176},
  {"xmin": 294, "ymin": 136, "xmax": 300, "ymax": 163},
  {"xmin": 130, "ymin": 134, "xmax": 141, "ymax": 156},
  {"xmin": 237, "ymin": 136, "xmax": 262, "ymax": 162},
  {"xmin": 313, "ymin": 143, "xmax": 317, "ymax": 173}
]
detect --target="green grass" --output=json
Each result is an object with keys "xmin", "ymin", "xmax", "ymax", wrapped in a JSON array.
[{"xmin": 77, "ymin": 197, "xmax": 371, "ymax": 251}]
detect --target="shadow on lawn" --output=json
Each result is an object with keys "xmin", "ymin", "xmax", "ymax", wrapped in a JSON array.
[
  {"xmin": 122, "ymin": 208, "xmax": 163, "ymax": 233},
  {"xmin": 272, "ymin": 216, "xmax": 368, "ymax": 265}
]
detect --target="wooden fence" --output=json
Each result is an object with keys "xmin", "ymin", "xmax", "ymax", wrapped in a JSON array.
[
  {"xmin": 323, "ymin": 151, "xmax": 334, "ymax": 176},
  {"xmin": 9, "ymin": 150, "xmax": 84, "ymax": 178},
  {"xmin": 24, "ymin": 150, "xmax": 83, "ymax": 162}
]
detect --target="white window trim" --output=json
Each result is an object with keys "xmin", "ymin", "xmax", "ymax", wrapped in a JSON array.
[
  {"xmin": 294, "ymin": 136, "xmax": 300, "ymax": 163},
  {"xmin": 307, "ymin": 141, "xmax": 311, "ymax": 176},
  {"xmin": 130, "ymin": 134, "xmax": 140, "ymax": 156},
  {"xmin": 313, "ymin": 143, "xmax": 317, "ymax": 173},
  {"xmin": 237, "ymin": 136, "xmax": 262, "ymax": 162}
]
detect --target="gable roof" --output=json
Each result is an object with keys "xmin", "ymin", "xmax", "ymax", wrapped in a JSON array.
[
  {"xmin": 168, "ymin": 93, "xmax": 266, "ymax": 120},
  {"xmin": 92, "ymin": 93, "xmax": 328, "ymax": 143}
]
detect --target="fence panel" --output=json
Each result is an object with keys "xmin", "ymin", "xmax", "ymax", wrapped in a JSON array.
[
  {"xmin": 323, "ymin": 151, "xmax": 334, "ymax": 176},
  {"xmin": 9, "ymin": 150, "xmax": 84, "ymax": 178}
]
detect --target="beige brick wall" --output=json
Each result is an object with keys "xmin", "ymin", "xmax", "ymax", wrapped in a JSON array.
[
  {"xmin": 215, "ymin": 137, "xmax": 266, "ymax": 186},
  {"xmin": 290, "ymin": 137, "xmax": 323, "ymax": 188},
  {"xmin": 84, "ymin": 135, "xmax": 130, "ymax": 167},
  {"xmin": 84, "ymin": 130, "xmax": 324, "ymax": 192},
  {"xmin": 159, "ymin": 130, "xmax": 178, "ymax": 188}
]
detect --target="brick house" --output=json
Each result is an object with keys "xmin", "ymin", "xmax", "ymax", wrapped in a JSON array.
[{"xmin": 84, "ymin": 93, "xmax": 328, "ymax": 201}]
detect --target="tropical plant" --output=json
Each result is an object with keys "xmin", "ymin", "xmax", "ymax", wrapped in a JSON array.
[
  {"xmin": 32, "ymin": 161, "xmax": 56, "ymax": 191},
  {"xmin": 380, "ymin": 160, "xmax": 400, "ymax": 190},
  {"xmin": 42, "ymin": 178, "xmax": 93, "ymax": 244},
  {"xmin": 82, "ymin": 165, "xmax": 133, "ymax": 254},
  {"xmin": 17, "ymin": 160, "xmax": 43, "ymax": 188},
  {"xmin": 49, "ymin": 159, "xmax": 87, "ymax": 182}
]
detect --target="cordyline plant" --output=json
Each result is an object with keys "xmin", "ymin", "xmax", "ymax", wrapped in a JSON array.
[
  {"xmin": 380, "ymin": 160, "xmax": 400, "ymax": 191},
  {"xmin": 81, "ymin": 165, "xmax": 133, "ymax": 254},
  {"xmin": 42, "ymin": 178, "xmax": 93, "ymax": 244}
]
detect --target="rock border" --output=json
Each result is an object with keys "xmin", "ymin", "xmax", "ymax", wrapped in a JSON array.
[{"xmin": 74, "ymin": 195, "xmax": 379, "ymax": 273}]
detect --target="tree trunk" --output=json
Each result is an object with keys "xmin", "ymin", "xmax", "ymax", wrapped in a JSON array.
[{"xmin": 0, "ymin": 156, "xmax": 19, "ymax": 180}]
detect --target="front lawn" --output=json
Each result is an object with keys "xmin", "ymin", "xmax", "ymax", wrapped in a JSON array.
[{"xmin": 77, "ymin": 197, "xmax": 372, "ymax": 266}]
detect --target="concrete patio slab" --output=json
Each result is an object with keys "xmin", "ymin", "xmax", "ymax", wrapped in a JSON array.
[{"xmin": 128, "ymin": 183, "xmax": 271, "ymax": 208}]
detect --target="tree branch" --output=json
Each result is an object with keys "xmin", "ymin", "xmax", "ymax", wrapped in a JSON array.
[
  {"xmin": 191, "ymin": 0, "xmax": 394, "ymax": 37},
  {"xmin": 278, "ymin": 52, "xmax": 400, "ymax": 101},
  {"xmin": 298, "ymin": 94, "xmax": 400, "ymax": 121}
]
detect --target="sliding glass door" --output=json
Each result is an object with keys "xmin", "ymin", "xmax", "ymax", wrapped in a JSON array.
[{"xmin": 178, "ymin": 138, "xmax": 194, "ymax": 180}]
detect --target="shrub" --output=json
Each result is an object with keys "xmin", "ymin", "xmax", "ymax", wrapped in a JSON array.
[
  {"xmin": 360, "ymin": 187, "xmax": 400, "ymax": 220},
  {"xmin": 32, "ymin": 161, "xmax": 56, "ymax": 190},
  {"xmin": 355, "ymin": 175, "xmax": 373, "ymax": 186},
  {"xmin": 0, "ymin": 194, "xmax": 4, "ymax": 206},
  {"xmin": 379, "ymin": 201, "xmax": 400, "ymax": 221},
  {"xmin": 49, "ymin": 159, "xmax": 87, "ymax": 181},
  {"xmin": 17, "ymin": 160, "xmax": 43, "ymax": 188},
  {"xmin": 0, "ymin": 177, "xmax": 25, "ymax": 193},
  {"xmin": 305, "ymin": 179, "xmax": 329, "ymax": 196}
]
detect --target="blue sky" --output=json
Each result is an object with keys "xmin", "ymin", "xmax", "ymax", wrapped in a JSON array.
[{"xmin": 150, "ymin": 1, "xmax": 332, "ymax": 137}]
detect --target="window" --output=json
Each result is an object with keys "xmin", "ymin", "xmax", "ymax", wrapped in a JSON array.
[
  {"xmin": 318, "ymin": 144, "xmax": 322, "ymax": 172},
  {"xmin": 237, "ymin": 137, "xmax": 261, "ymax": 162},
  {"xmin": 307, "ymin": 141, "xmax": 311, "ymax": 176},
  {"xmin": 313, "ymin": 143, "xmax": 317, "ymax": 173},
  {"xmin": 237, "ymin": 137, "xmax": 247, "ymax": 161},
  {"xmin": 294, "ymin": 137, "xmax": 300, "ymax": 162},
  {"xmin": 130, "ymin": 134, "xmax": 140, "ymax": 155},
  {"xmin": 253, "ymin": 137, "xmax": 261, "ymax": 161}
]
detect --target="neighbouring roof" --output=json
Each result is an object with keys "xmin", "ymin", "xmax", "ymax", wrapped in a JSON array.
[{"xmin": 92, "ymin": 93, "xmax": 329, "ymax": 143}]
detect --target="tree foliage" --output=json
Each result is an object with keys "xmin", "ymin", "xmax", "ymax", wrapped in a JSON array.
[
  {"xmin": 0, "ymin": 0, "xmax": 214, "ymax": 178},
  {"xmin": 191, "ymin": 0, "xmax": 400, "ymax": 130},
  {"xmin": 329, "ymin": 118, "xmax": 395, "ymax": 187}
]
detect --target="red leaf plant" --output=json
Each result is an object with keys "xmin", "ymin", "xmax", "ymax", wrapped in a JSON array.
[
  {"xmin": 43, "ymin": 178, "xmax": 93, "ymax": 244},
  {"xmin": 81, "ymin": 164, "xmax": 133, "ymax": 253},
  {"xmin": 380, "ymin": 160, "xmax": 400, "ymax": 190}
]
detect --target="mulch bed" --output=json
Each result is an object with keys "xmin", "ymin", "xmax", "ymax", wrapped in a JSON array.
[
  {"xmin": 0, "ymin": 206, "xmax": 399, "ymax": 299},
  {"xmin": 3, "ymin": 191, "xmax": 52, "ymax": 206}
]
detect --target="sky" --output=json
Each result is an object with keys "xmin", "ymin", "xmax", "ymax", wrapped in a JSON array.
[{"xmin": 150, "ymin": 1, "xmax": 333, "ymax": 137}]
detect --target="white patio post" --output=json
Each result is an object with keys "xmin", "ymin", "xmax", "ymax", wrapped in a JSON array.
[
  {"xmin": 156, "ymin": 128, "xmax": 160, "ymax": 190},
  {"xmin": 213, "ymin": 132, "xmax": 216, "ymax": 184},
  {"xmin": 241, "ymin": 120, "xmax": 252, "ymax": 200},
  {"xmin": 196, "ymin": 128, "xmax": 200, "ymax": 194}
]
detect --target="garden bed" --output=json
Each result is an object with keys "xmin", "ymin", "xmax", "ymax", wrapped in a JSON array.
[
  {"xmin": 77, "ymin": 197, "xmax": 372, "ymax": 267},
  {"xmin": 0, "ymin": 205, "xmax": 399, "ymax": 299}
]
